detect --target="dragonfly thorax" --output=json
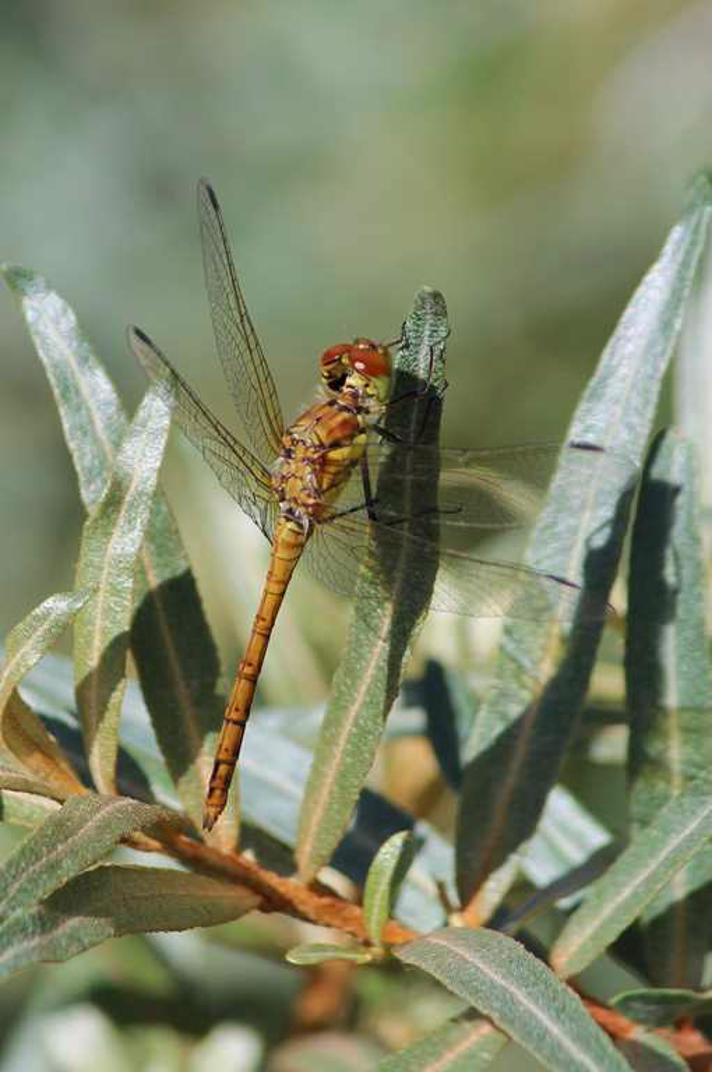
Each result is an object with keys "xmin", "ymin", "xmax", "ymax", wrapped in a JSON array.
[{"xmin": 272, "ymin": 386, "xmax": 375, "ymax": 532}]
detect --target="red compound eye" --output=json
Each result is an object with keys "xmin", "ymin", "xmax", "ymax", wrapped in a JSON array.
[
  {"xmin": 320, "ymin": 343, "xmax": 352, "ymax": 371},
  {"xmin": 349, "ymin": 344, "xmax": 390, "ymax": 379}
]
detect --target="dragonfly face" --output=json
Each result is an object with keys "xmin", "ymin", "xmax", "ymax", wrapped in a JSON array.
[{"xmin": 320, "ymin": 338, "xmax": 392, "ymax": 415}]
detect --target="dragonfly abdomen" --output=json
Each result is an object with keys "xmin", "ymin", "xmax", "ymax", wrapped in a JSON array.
[{"xmin": 203, "ymin": 516, "xmax": 308, "ymax": 831}]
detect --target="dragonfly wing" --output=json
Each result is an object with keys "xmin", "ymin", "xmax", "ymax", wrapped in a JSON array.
[
  {"xmin": 129, "ymin": 326, "xmax": 277, "ymax": 540},
  {"xmin": 340, "ymin": 440, "xmax": 632, "ymax": 530},
  {"xmin": 198, "ymin": 179, "xmax": 285, "ymax": 464},
  {"xmin": 304, "ymin": 511, "xmax": 590, "ymax": 621}
]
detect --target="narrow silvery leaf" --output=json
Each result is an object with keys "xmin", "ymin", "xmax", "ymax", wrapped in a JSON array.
[
  {"xmin": 363, "ymin": 830, "xmax": 415, "ymax": 945},
  {"xmin": 2, "ymin": 592, "xmax": 92, "ymax": 699},
  {"xmin": 676, "ymin": 230, "xmax": 712, "ymax": 538},
  {"xmin": 2, "ymin": 266, "xmax": 222, "ymax": 832},
  {"xmin": 456, "ymin": 175, "xmax": 712, "ymax": 917},
  {"xmin": 626, "ymin": 430, "xmax": 712, "ymax": 986},
  {"xmin": 420, "ymin": 660, "xmax": 477, "ymax": 790},
  {"xmin": 616, "ymin": 1034, "xmax": 688, "ymax": 1071},
  {"xmin": 285, "ymin": 942, "xmax": 373, "ymax": 966},
  {"xmin": 550, "ymin": 770, "xmax": 712, "ymax": 978},
  {"xmin": 0, "ymin": 765, "xmax": 54, "ymax": 796},
  {"xmin": 611, "ymin": 986, "xmax": 712, "ymax": 1027},
  {"xmin": 0, "ymin": 864, "xmax": 259, "ymax": 978},
  {"xmin": 297, "ymin": 287, "xmax": 449, "ymax": 881},
  {"xmin": 0, "ymin": 592, "xmax": 89, "ymax": 795},
  {"xmin": 0, "ymin": 791, "xmax": 60, "ymax": 828},
  {"xmin": 377, "ymin": 1015, "xmax": 507, "ymax": 1071},
  {"xmin": 1, "ymin": 265, "xmax": 126, "ymax": 507},
  {"xmin": 397, "ymin": 928, "xmax": 629, "ymax": 1072},
  {"xmin": 0, "ymin": 794, "xmax": 171, "ymax": 920},
  {"xmin": 74, "ymin": 384, "xmax": 173, "ymax": 792}
]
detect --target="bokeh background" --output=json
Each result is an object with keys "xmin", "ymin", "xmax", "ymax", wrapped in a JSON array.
[
  {"xmin": 3, "ymin": 1, "xmax": 712, "ymax": 643},
  {"xmin": 1, "ymin": 3, "xmax": 712, "ymax": 1067}
]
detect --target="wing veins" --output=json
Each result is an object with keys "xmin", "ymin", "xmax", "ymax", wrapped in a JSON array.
[
  {"xmin": 129, "ymin": 325, "xmax": 275, "ymax": 538},
  {"xmin": 198, "ymin": 179, "xmax": 284, "ymax": 463}
]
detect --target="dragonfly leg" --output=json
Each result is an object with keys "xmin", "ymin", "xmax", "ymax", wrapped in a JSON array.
[
  {"xmin": 382, "ymin": 319, "xmax": 409, "ymax": 350},
  {"xmin": 328, "ymin": 497, "xmax": 380, "ymax": 522},
  {"xmin": 378, "ymin": 503, "xmax": 463, "ymax": 528},
  {"xmin": 327, "ymin": 455, "xmax": 380, "ymax": 522},
  {"xmin": 359, "ymin": 452, "xmax": 378, "ymax": 520},
  {"xmin": 381, "ymin": 345, "xmax": 449, "ymax": 444},
  {"xmin": 373, "ymin": 381, "xmax": 447, "ymax": 445}
]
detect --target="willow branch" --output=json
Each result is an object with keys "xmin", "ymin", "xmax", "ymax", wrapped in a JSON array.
[{"xmin": 132, "ymin": 824, "xmax": 710, "ymax": 1064}]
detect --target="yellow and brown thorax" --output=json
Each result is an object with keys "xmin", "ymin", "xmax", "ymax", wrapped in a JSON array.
[
  {"xmin": 271, "ymin": 398, "xmax": 368, "ymax": 527},
  {"xmin": 271, "ymin": 337, "xmax": 393, "ymax": 531}
]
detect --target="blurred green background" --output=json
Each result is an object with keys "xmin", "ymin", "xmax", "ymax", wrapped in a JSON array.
[
  {"xmin": 3, "ymin": 1, "xmax": 712, "ymax": 647},
  {"xmin": 2, "ymin": 3, "xmax": 712, "ymax": 1068}
]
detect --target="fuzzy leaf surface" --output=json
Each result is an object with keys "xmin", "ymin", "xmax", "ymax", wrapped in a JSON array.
[
  {"xmin": 377, "ymin": 1015, "xmax": 506, "ymax": 1071},
  {"xmin": 363, "ymin": 830, "xmax": 415, "ymax": 945},
  {"xmin": 0, "ymin": 864, "xmax": 258, "ymax": 977},
  {"xmin": 74, "ymin": 383, "xmax": 173, "ymax": 792},
  {"xmin": 626, "ymin": 429, "xmax": 712, "ymax": 985},
  {"xmin": 0, "ymin": 591, "xmax": 89, "ymax": 795},
  {"xmin": 397, "ymin": 928, "xmax": 629, "ymax": 1072},
  {"xmin": 0, "ymin": 794, "xmax": 172, "ymax": 920},
  {"xmin": 551, "ymin": 770, "xmax": 712, "ymax": 977},
  {"xmin": 2, "ymin": 265, "xmax": 222, "ymax": 832}
]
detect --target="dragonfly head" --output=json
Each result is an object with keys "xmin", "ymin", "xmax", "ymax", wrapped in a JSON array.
[{"xmin": 320, "ymin": 338, "xmax": 392, "ymax": 406}]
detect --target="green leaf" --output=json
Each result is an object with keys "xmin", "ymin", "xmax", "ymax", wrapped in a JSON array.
[
  {"xmin": 0, "ymin": 794, "xmax": 172, "ymax": 920},
  {"xmin": 0, "ymin": 864, "xmax": 259, "ymax": 977},
  {"xmin": 456, "ymin": 174, "xmax": 712, "ymax": 917},
  {"xmin": 676, "ymin": 220, "xmax": 712, "ymax": 537},
  {"xmin": 74, "ymin": 383, "xmax": 173, "ymax": 793},
  {"xmin": 363, "ymin": 830, "xmax": 415, "ymax": 945},
  {"xmin": 1, "ymin": 591, "xmax": 92, "ymax": 699},
  {"xmin": 396, "ymin": 928, "xmax": 629, "ymax": 1072},
  {"xmin": 377, "ymin": 1015, "xmax": 507, "ymax": 1071},
  {"xmin": 473, "ymin": 784, "xmax": 615, "ymax": 933},
  {"xmin": 419, "ymin": 659, "xmax": 478, "ymax": 790},
  {"xmin": 2, "ymin": 265, "xmax": 222, "ymax": 833},
  {"xmin": 129, "ymin": 512, "xmax": 224, "ymax": 836},
  {"xmin": 626, "ymin": 429, "xmax": 712, "ymax": 986},
  {"xmin": 1, "ymin": 265, "xmax": 127, "ymax": 507},
  {"xmin": 611, "ymin": 986, "xmax": 712, "ymax": 1027},
  {"xmin": 297, "ymin": 286, "xmax": 449, "ymax": 881},
  {"xmin": 616, "ymin": 1033, "xmax": 688, "ymax": 1071},
  {"xmin": 285, "ymin": 942, "xmax": 374, "ymax": 966},
  {"xmin": 0, "ymin": 592, "xmax": 89, "ymax": 795},
  {"xmin": 0, "ymin": 790, "xmax": 61, "ymax": 828},
  {"xmin": 550, "ymin": 770, "xmax": 712, "ymax": 978},
  {"xmin": 502, "ymin": 846, "xmax": 616, "ymax": 935},
  {"xmin": 0, "ymin": 762, "xmax": 60, "ymax": 797}
]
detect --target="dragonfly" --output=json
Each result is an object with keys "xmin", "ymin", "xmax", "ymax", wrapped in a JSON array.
[{"xmin": 129, "ymin": 179, "xmax": 605, "ymax": 832}]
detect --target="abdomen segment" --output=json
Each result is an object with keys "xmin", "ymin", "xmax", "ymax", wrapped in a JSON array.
[{"xmin": 203, "ymin": 517, "xmax": 308, "ymax": 831}]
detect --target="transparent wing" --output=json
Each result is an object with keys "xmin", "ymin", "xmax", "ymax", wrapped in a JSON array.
[
  {"xmin": 325, "ymin": 440, "xmax": 624, "ymax": 531},
  {"xmin": 198, "ymin": 179, "xmax": 284, "ymax": 464},
  {"xmin": 301, "ymin": 439, "xmax": 628, "ymax": 618},
  {"xmin": 303, "ymin": 511, "xmax": 586, "ymax": 621},
  {"xmin": 129, "ymin": 326, "xmax": 278, "ymax": 540}
]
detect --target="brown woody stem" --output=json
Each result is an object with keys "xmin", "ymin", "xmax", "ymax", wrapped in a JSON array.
[{"xmin": 131, "ymin": 825, "xmax": 711, "ymax": 1066}]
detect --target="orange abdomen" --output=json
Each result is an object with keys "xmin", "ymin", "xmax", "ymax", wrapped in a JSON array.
[{"xmin": 203, "ymin": 517, "xmax": 308, "ymax": 830}]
